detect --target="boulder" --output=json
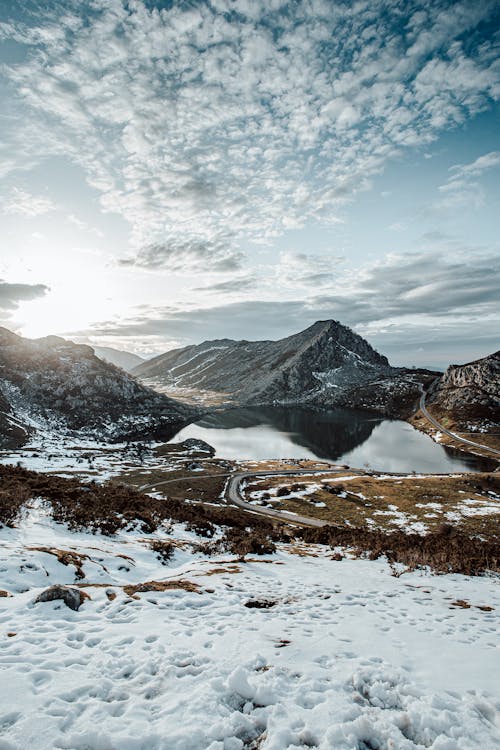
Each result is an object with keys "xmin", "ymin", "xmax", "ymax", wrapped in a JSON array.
[{"xmin": 34, "ymin": 584, "xmax": 86, "ymax": 611}]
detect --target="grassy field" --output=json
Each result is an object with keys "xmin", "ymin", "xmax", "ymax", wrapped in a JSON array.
[{"xmin": 243, "ymin": 471, "xmax": 500, "ymax": 540}]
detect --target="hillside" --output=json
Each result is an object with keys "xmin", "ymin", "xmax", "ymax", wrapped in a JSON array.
[
  {"xmin": 93, "ymin": 345, "xmax": 144, "ymax": 372},
  {"xmin": 0, "ymin": 463, "xmax": 499, "ymax": 749},
  {"xmin": 418, "ymin": 351, "xmax": 500, "ymax": 453},
  {"xmin": 133, "ymin": 320, "xmax": 437, "ymax": 417},
  {"xmin": 0, "ymin": 327, "xmax": 195, "ymax": 448},
  {"xmin": 429, "ymin": 351, "xmax": 500, "ymax": 419}
]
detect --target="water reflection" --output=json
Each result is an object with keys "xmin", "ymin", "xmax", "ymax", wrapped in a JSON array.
[{"xmin": 172, "ymin": 406, "xmax": 487, "ymax": 473}]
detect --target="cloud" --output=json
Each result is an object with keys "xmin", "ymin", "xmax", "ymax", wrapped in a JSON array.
[
  {"xmin": 1, "ymin": 0, "xmax": 498, "ymax": 267},
  {"xmin": 72, "ymin": 247, "xmax": 499, "ymax": 368},
  {"xmin": 192, "ymin": 276, "xmax": 257, "ymax": 294},
  {"xmin": 118, "ymin": 237, "xmax": 243, "ymax": 273},
  {"xmin": 0, "ymin": 280, "xmax": 49, "ymax": 314},
  {"xmin": 436, "ymin": 150, "xmax": 500, "ymax": 210},
  {"xmin": 1, "ymin": 187, "xmax": 57, "ymax": 216},
  {"xmin": 275, "ymin": 252, "xmax": 345, "ymax": 289}
]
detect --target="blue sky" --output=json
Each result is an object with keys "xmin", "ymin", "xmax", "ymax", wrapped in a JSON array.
[{"xmin": 0, "ymin": 0, "xmax": 499, "ymax": 368}]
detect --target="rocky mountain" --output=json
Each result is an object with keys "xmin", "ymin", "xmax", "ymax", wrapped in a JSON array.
[
  {"xmin": 427, "ymin": 351, "xmax": 500, "ymax": 424},
  {"xmin": 0, "ymin": 328, "xmax": 195, "ymax": 449},
  {"xmin": 93, "ymin": 345, "xmax": 144, "ymax": 372},
  {"xmin": 133, "ymin": 320, "xmax": 437, "ymax": 417}
]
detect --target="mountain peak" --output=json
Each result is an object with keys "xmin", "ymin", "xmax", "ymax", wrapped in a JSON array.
[{"xmin": 133, "ymin": 319, "xmax": 397, "ymax": 408}]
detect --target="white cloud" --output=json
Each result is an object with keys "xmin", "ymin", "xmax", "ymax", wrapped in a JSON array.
[
  {"xmin": 71, "ymin": 246, "xmax": 500, "ymax": 369},
  {"xmin": 437, "ymin": 150, "xmax": 500, "ymax": 210},
  {"xmin": 1, "ymin": 187, "xmax": 57, "ymax": 217},
  {"xmin": 0, "ymin": 0, "xmax": 498, "ymax": 268}
]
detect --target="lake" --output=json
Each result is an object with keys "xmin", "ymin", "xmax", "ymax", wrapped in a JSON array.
[{"xmin": 170, "ymin": 406, "xmax": 488, "ymax": 473}]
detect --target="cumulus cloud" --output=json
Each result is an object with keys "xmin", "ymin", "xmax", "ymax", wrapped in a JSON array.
[
  {"xmin": 1, "ymin": 0, "xmax": 498, "ymax": 266},
  {"xmin": 0, "ymin": 280, "xmax": 49, "ymax": 314}
]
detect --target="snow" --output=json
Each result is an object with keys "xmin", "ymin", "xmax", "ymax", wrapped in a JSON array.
[
  {"xmin": 1, "ymin": 506, "xmax": 499, "ymax": 749},
  {"xmin": 246, "ymin": 483, "xmax": 324, "ymax": 504},
  {"xmin": 0, "ymin": 429, "xmax": 194, "ymax": 482}
]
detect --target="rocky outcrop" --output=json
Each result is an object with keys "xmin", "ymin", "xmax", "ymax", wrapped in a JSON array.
[
  {"xmin": 134, "ymin": 320, "xmax": 437, "ymax": 418},
  {"xmin": 0, "ymin": 327, "xmax": 196, "ymax": 448},
  {"xmin": 428, "ymin": 351, "xmax": 500, "ymax": 422}
]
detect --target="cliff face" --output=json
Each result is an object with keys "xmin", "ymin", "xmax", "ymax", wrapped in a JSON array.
[
  {"xmin": 429, "ymin": 351, "xmax": 500, "ymax": 420},
  {"xmin": 0, "ymin": 327, "xmax": 195, "ymax": 448},
  {"xmin": 134, "ymin": 320, "xmax": 436, "ymax": 417}
]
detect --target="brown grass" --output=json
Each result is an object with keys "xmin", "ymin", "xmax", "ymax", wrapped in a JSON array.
[
  {"xmin": 297, "ymin": 522, "xmax": 499, "ymax": 576},
  {"xmin": 27, "ymin": 547, "xmax": 88, "ymax": 579},
  {"xmin": 410, "ymin": 407, "xmax": 500, "ymax": 457},
  {"xmin": 203, "ymin": 565, "xmax": 241, "ymax": 576},
  {"xmin": 123, "ymin": 579, "xmax": 200, "ymax": 596},
  {"xmin": 245, "ymin": 472, "xmax": 500, "ymax": 540},
  {"xmin": 1, "ymin": 464, "xmax": 500, "ymax": 576},
  {"xmin": 0, "ymin": 464, "xmax": 283, "ymax": 542},
  {"xmin": 149, "ymin": 539, "xmax": 175, "ymax": 563}
]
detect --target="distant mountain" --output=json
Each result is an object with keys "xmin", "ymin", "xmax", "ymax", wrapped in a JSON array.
[
  {"xmin": 133, "ymin": 320, "xmax": 437, "ymax": 417},
  {"xmin": 93, "ymin": 345, "xmax": 144, "ymax": 372},
  {"xmin": 428, "ymin": 351, "xmax": 500, "ymax": 424},
  {"xmin": 0, "ymin": 327, "xmax": 195, "ymax": 449}
]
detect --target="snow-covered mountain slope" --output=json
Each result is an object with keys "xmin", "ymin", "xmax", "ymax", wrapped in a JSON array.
[
  {"xmin": 1, "ymin": 502, "xmax": 499, "ymax": 750},
  {"xmin": 93, "ymin": 345, "xmax": 144, "ymax": 372},
  {"xmin": 0, "ymin": 327, "xmax": 195, "ymax": 448},
  {"xmin": 133, "ymin": 320, "xmax": 437, "ymax": 417}
]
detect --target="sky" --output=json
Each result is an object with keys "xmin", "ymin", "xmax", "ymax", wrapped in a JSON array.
[{"xmin": 0, "ymin": 0, "xmax": 499, "ymax": 369}]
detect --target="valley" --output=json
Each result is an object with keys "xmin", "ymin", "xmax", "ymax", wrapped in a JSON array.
[{"xmin": 0, "ymin": 320, "xmax": 499, "ymax": 750}]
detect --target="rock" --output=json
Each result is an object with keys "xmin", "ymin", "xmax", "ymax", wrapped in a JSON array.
[
  {"xmin": 177, "ymin": 438, "xmax": 216, "ymax": 455},
  {"xmin": 430, "ymin": 351, "xmax": 500, "ymax": 417},
  {"xmin": 34, "ymin": 585, "xmax": 86, "ymax": 611}
]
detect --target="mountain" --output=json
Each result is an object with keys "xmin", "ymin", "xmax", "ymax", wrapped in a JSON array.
[
  {"xmin": 427, "ymin": 351, "xmax": 500, "ymax": 425},
  {"xmin": 93, "ymin": 345, "xmax": 144, "ymax": 372},
  {"xmin": 0, "ymin": 327, "xmax": 195, "ymax": 449},
  {"xmin": 133, "ymin": 320, "xmax": 437, "ymax": 417}
]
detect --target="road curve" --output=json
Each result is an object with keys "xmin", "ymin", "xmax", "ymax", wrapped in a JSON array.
[
  {"xmin": 140, "ymin": 467, "xmax": 347, "ymax": 527},
  {"xmin": 224, "ymin": 469, "xmax": 347, "ymax": 527},
  {"xmin": 419, "ymin": 386, "xmax": 500, "ymax": 458}
]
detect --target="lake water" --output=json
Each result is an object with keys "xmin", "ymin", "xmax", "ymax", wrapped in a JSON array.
[{"xmin": 171, "ymin": 406, "xmax": 488, "ymax": 473}]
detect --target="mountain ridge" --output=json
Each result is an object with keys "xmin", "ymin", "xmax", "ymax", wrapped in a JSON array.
[
  {"xmin": 93, "ymin": 345, "xmax": 144, "ymax": 372},
  {"xmin": 0, "ymin": 327, "xmax": 195, "ymax": 449},
  {"xmin": 133, "ymin": 319, "xmax": 436, "ymax": 416}
]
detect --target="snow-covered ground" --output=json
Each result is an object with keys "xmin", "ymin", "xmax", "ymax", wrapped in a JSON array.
[
  {"xmin": 1, "ymin": 504, "xmax": 499, "ymax": 749},
  {"xmin": 0, "ymin": 429, "xmax": 198, "ymax": 482}
]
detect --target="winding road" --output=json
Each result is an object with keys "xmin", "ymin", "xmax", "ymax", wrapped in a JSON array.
[
  {"xmin": 136, "ymin": 388, "xmax": 498, "ymax": 529},
  {"xmin": 140, "ymin": 466, "xmax": 349, "ymax": 527},
  {"xmin": 419, "ymin": 385, "xmax": 500, "ymax": 458},
  {"xmin": 224, "ymin": 469, "xmax": 344, "ymax": 527}
]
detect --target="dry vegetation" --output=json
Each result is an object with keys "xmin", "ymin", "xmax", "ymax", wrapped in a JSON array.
[
  {"xmin": 410, "ymin": 406, "xmax": 500, "ymax": 456},
  {"xmin": 0, "ymin": 464, "xmax": 285, "ymax": 556},
  {"xmin": 1, "ymin": 463, "xmax": 499, "ymax": 576},
  {"xmin": 244, "ymin": 472, "xmax": 500, "ymax": 540},
  {"xmin": 123, "ymin": 580, "xmax": 201, "ymax": 597}
]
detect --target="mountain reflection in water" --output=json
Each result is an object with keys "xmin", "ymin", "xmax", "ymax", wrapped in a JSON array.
[{"xmin": 171, "ymin": 406, "xmax": 487, "ymax": 473}]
